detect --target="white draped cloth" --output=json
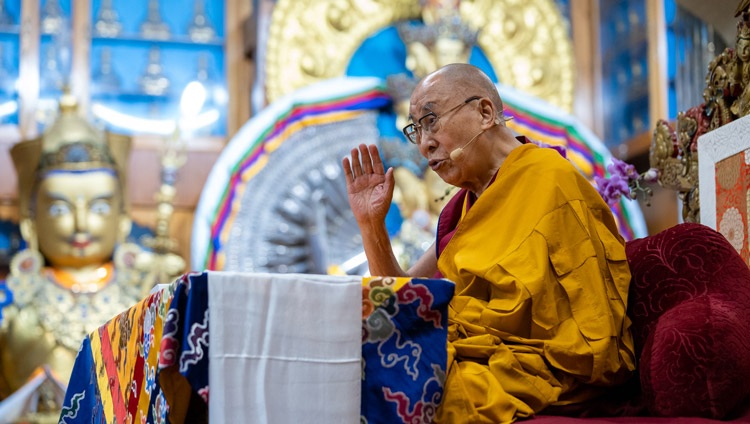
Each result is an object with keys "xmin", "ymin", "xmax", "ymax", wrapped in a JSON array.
[{"xmin": 208, "ymin": 272, "xmax": 362, "ymax": 423}]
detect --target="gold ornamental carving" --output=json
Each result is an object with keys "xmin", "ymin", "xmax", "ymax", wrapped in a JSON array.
[
  {"xmin": 265, "ymin": 0, "xmax": 421, "ymax": 102},
  {"xmin": 650, "ymin": 3, "xmax": 750, "ymax": 222},
  {"xmin": 460, "ymin": 0, "xmax": 574, "ymax": 111},
  {"xmin": 265, "ymin": 0, "xmax": 575, "ymax": 112}
]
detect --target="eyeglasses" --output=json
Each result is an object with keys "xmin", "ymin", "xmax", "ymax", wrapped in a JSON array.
[{"xmin": 402, "ymin": 96, "xmax": 481, "ymax": 144}]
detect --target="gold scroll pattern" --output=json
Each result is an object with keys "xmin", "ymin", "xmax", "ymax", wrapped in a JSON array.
[{"xmin": 264, "ymin": 0, "xmax": 575, "ymax": 112}]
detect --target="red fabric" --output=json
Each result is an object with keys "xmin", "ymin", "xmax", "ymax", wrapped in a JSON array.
[
  {"xmin": 435, "ymin": 188, "xmax": 467, "ymax": 264},
  {"xmin": 624, "ymin": 223, "xmax": 750, "ymax": 419},
  {"xmin": 529, "ymin": 413, "xmax": 750, "ymax": 423}
]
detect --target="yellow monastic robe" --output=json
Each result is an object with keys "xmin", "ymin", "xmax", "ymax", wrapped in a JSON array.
[{"xmin": 435, "ymin": 144, "xmax": 636, "ymax": 424}]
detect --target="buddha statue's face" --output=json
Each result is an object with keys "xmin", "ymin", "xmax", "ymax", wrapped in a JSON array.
[{"xmin": 29, "ymin": 168, "xmax": 128, "ymax": 269}]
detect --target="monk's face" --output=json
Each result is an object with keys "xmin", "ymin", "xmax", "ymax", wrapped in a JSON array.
[
  {"xmin": 408, "ymin": 73, "xmax": 485, "ymax": 188},
  {"xmin": 33, "ymin": 168, "xmax": 125, "ymax": 269}
]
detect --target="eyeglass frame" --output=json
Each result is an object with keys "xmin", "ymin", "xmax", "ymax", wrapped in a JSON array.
[{"xmin": 402, "ymin": 96, "xmax": 482, "ymax": 144}]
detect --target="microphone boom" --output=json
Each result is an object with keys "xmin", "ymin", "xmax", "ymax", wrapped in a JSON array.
[{"xmin": 449, "ymin": 125, "xmax": 491, "ymax": 161}]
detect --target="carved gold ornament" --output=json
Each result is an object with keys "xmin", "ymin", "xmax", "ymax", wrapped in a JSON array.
[
  {"xmin": 650, "ymin": 5, "xmax": 750, "ymax": 222},
  {"xmin": 264, "ymin": 0, "xmax": 575, "ymax": 112},
  {"xmin": 265, "ymin": 0, "xmax": 420, "ymax": 102}
]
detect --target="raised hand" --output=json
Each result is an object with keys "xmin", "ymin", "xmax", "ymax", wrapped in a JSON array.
[{"xmin": 342, "ymin": 144, "xmax": 395, "ymax": 225}]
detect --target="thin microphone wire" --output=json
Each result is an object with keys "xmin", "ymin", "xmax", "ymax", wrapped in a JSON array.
[
  {"xmin": 435, "ymin": 117, "xmax": 507, "ymax": 201},
  {"xmin": 449, "ymin": 123, "xmax": 494, "ymax": 161}
]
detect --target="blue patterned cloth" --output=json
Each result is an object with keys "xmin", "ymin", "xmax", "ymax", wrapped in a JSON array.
[
  {"xmin": 361, "ymin": 278, "xmax": 453, "ymax": 424},
  {"xmin": 58, "ymin": 337, "xmax": 105, "ymax": 423}
]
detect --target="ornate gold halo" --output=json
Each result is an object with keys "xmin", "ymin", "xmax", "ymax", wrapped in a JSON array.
[{"xmin": 264, "ymin": 0, "xmax": 574, "ymax": 112}]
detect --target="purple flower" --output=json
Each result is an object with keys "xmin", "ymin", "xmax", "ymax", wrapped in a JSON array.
[
  {"xmin": 607, "ymin": 158, "xmax": 638, "ymax": 182},
  {"xmin": 595, "ymin": 174, "xmax": 630, "ymax": 206},
  {"xmin": 596, "ymin": 159, "xmax": 657, "ymax": 207},
  {"xmin": 642, "ymin": 168, "xmax": 660, "ymax": 183}
]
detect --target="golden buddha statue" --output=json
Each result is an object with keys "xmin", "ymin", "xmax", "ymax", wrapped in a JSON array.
[
  {"xmin": 388, "ymin": 0, "xmax": 478, "ymax": 136},
  {"xmin": 398, "ymin": 0, "xmax": 477, "ymax": 80},
  {"xmin": 376, "ymin": 0, "xmax": 477, "ymax": 269},
  {"xmin": 0, "ymin": 91, "xmax": 178, "ymax": 404}
]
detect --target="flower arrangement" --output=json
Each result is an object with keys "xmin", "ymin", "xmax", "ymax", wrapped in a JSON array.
[
  {"xmin": 595, "ymin": 158, "xmax": 659, "ymax": 206},
  {"xmin": 519, "ymin": 139, "xmax": 656, "ymax": 208}
]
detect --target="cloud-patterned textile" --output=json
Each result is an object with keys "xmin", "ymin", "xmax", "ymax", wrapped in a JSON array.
[{"xmin": 361, "ymin": 277, "xmax": 452, "ymax": 423}]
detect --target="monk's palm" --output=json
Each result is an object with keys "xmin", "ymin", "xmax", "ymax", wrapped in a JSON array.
[{"xmin": 348, "ymin": 172, "xmax": 392, "ymax": 223}]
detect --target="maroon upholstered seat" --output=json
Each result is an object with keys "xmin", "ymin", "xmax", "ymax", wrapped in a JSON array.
[
  {"xmin": 625, "ymin": 223, "xmax": 750, "ymax": 419},
  {"xmin": 534, "ymin": 223, "xmax": 750, "ymax": 423}
]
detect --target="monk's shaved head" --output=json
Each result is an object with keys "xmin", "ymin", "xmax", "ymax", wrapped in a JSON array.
[{"xmin": 415, "ymin": 63, "xmax": 505, "ymax": 118}]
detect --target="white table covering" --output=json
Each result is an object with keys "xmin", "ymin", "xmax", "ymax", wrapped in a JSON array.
[{"xmin": 208, "ymin": 272, "xmax": 362, "ymax": 423}]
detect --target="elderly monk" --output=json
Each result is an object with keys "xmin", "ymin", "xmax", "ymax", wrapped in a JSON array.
[{"xmin": 342, "ymin": 63, "xmax": 635, "ymax": 423}]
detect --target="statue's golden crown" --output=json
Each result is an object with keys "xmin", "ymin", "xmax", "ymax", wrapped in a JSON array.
[
  {"xmin": 10, "ymin": 91, "xmax": 132, "ymax": 218},
  {"xmin": 397, "ymin": 13, "xmax": 478, "ymax": 47},
  {"xmin": 397, "ymin": 0, "xmax": 478, "ymax": 47}
]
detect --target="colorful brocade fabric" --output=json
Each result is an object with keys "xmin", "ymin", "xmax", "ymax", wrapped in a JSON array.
[
  {"xmin": 59, "ymin": 273, "xmax": 454, "ymax": 423},
  {"xmin": 59, "ymin": 278, "xmax": 177, "ymax": 423},
  {"xmin": 361, "ymin": 277, "xmax": 453, "ymax": 424}
]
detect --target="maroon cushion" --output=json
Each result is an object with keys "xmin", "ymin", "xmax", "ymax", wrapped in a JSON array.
[{"xmin": 625, "ymin": 223, "xmax": 750, "ymax": 418}]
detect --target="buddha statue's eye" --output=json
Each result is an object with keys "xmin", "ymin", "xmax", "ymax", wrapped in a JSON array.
[
  {"xmin": 90, "ymin": 199, "xmax": 112, "ymax": 215},
  {"xmin": 48, "ymin": 201, "xmax": 71, "ymax": 217}
]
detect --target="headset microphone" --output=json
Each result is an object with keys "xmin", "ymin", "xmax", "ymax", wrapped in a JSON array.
[
  {"xmin": 449, "ymin": 119, "xmax": 500, "ymax": 161},
  {"xmin": 449, "ymin": 145, "xmax": 468, "ymax": 161}
]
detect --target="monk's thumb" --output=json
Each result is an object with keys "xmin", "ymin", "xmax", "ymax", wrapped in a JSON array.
[{"xmin": 385, "ymin": 167, "xmax": 396, "ymax": 197}]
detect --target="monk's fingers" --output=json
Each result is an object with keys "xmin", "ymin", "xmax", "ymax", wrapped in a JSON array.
[
  {"xmin": 350, "ymin": 147, "xmax": 363, "ymax": 178},
  {"xmin": 359, "ymin": 144, "xmax": 374, "ymax": 175},
  {"xmin": 368, "ymin": 144, "xmax": 385, "ymax": 175},
  {"xmin": 342, "ymin": 157, "xmax": 354, "ymax": 185}
]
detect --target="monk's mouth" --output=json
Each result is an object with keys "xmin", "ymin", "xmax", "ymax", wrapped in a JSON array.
[{"xmin": 429, "ymin": 159, "xmax": 445, "ymax": 170}]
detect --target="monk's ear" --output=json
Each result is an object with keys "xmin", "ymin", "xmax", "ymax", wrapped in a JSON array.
[{"xmin": 478, "ymin": 98, "xmax": 496, "ymax": 128}]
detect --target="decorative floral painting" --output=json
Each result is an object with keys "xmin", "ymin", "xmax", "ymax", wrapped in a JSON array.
[{"xmin": 715, "ymin": 149, "xmax": 750, "ymax": 266}]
